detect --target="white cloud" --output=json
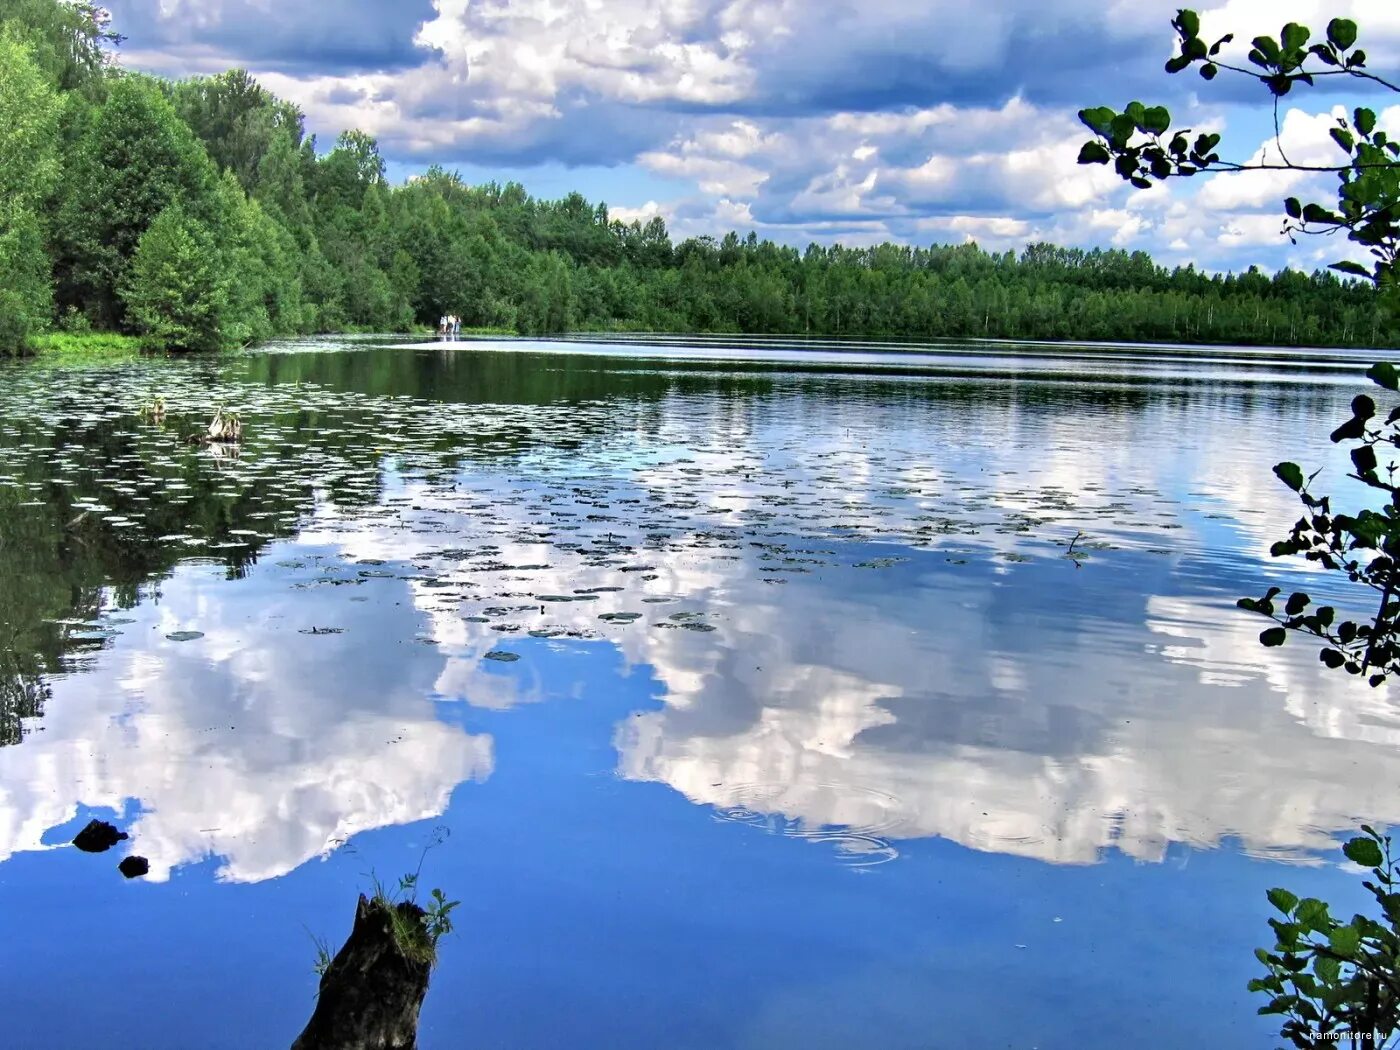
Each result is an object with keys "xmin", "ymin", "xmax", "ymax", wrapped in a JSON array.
[{"xmin": 117, "ymin": 0, "xmax": 1400, "ymax": 270}]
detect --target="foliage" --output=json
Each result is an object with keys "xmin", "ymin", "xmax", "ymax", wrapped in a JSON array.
[
  {"xmin": 121, "ymin": 205, "xmax": 229, "ymax": 352},
  {"xmin": 53, "ymin": 74, "xmax": 218, "ymax": 328},
  {"xmin": 1238, "ymin": 362, "xmax": 1400, "ymax": 684},
  {"xmin": 1086, "ymin": 9, "xmax": 1400, "ymax": 1046},
  {"xmin": 1078, "ymin": 9, "xmax": 1399, "ymax": 301},
  {"xmin": 172, "ymin": 68, "xmax": 304, "ymax": 193},
  {"xmin": 29, "ymin": 331, "xmax": 141, "ymax": 361},
  {"xmin": 324, "ymin": 826, "xmax": 459, "ymax": 970},
  {"xmin": 1252, "ymin": 828, "xmax": 1400, "ymax": 1048},
  {"xmin": 366, "ymin": 870, "xmax": 461, "ymax": 967},
  {"xmin": 3, "ymin": 0, "xmax": 1398, "ymax": 354},
  {"xmin": 309, "ymin": 933, "xmax": 333, "ymax": 978},
  {"xmin": 0, "ymin": 30, "xmax": 61, "ymax": 354},
  {"xmin": 0, "ymin": 0, "xmax": 121, "ymax": 96}
]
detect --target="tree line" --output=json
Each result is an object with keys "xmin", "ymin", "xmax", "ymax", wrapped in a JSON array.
[{"xmin": 0, "ymin": 0, "xmax": 1395, "ymax": 354}]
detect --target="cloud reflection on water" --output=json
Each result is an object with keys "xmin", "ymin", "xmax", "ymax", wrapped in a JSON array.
[{"xmin": 0, "ymin": 352, "xmax": 1392, "ymax": 885}]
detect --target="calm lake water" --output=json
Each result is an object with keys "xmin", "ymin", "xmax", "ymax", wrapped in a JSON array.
[{"xmin": 0, "ymin": 335, "xmax": 1392, "ymax": 1048}]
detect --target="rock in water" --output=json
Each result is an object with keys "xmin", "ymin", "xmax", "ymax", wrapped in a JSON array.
[
  {"xmin": 292, "ymin": 894, "xmax": 432, "ymax": 1050},
  {"xmin": 118, "ymin": 856, "xmax": 150, "ymax": 879},
  {"xmin": 72, "ymin": 820, "xmax": 128, "ymax": 854}
]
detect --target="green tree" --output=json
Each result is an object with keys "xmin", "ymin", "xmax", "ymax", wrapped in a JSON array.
[
  {"xmin": 0, "ymin": 30, "xmax": 61, "ymax": 353},
  {"xmin": 54, "ymin": 75, "xmax": 218, "ymax": 327},
  {"xmin": 173, "ymin": 68, "xmax": 305, "ymax": 193},
  {"xmin": 0, "ymin": 0, "xmax": 120, "ymax": 96},
  {"xmin": 120, "ymin": 204, "xmax": 228, "ymax": 352}
]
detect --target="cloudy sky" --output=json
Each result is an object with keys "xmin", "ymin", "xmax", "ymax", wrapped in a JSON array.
[{"xmin": 109, "ymin": 0, "xmax": 1399, "ymax": 272}]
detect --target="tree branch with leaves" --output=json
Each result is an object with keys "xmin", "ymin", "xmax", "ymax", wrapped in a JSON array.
[{"xmin": 1078, "ymin": 9, "xmax": 1398, "ymax": 292}]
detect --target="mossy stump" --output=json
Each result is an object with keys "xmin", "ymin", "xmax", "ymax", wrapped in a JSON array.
[{"xmin": 292, "ymin": 894, "xmax": 432, "ymax": 1050}]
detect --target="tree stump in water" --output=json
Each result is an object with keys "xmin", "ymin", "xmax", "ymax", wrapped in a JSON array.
[{"xmin": 292, "ymin": 894, "xmax": 432, "ymax": 1050}]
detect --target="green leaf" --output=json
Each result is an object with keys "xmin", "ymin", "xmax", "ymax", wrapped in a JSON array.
[
  {"xmin": 1327, "ymin": 18, "xmax": 1357, "ymax": 51},
  {"xmin": 1331, "ymin": 261, "xmax": 1371, "ymax": 278},
  {"xmin": 1352, "ymin": 445, "xmax": 1378, "ymax": 474},
  {"xmin": 1331, "ymin": 415, "xmax": 1367, "ymax": 442},
  {"xmin": 1328, "ymin": 925, "xmax": 1361, "ymax": 956},
  {"xmin": 1281, "ymin": 23, "xmax": 1309, "ymax": 52},
  {"xmin": 1367, "ymin": 362, "xmax": 1399, "ymax": 391},
  {"xmin": 1344, "ymin": 836, "xmax": 1384, "ymax": 868},
  {"xmin": 1274, "ymin": 462, "xmax": 1305, "ymax": 491},
  {"xmin": 1078, "ymin": 107, "xmax": 1117, "ymax": 135},
  {"xmin": 1320, "ymin": 649, "xmax": 1346, "ymax": 669},
  {"xmin": 1284, "ymin": 197, "xmax": 1302, "ymax": 219},
  {"xmin": 1261, "ymin": 627, "xmax": 1288, "ymax": 647},
  {"xmin": 1315, "ymin": 954, "xmax": 1341, "ymax": 984},
  {"xmin": 1143, "ymin": 106, "xmax": 1172, "ymax": 135},
  {"xmin": 1109, "ymin": 114, "xmax": 1137, "ymax": 147},
  {"xmin": 1175, "ymin": 9, "xmax": 1200, "ymax": 39},
  {"xmin": 1355, "ymin": 108, "xmax": 1377, "ymax": 137},
  {"xmin": 1295, "ymin": 898, "xmax": 1330, "ymax": 931},
  {"xmin": 1330, "ymin": 128, "xmax": 1356, "ymax": 153},
  {"xmin": 1200, "ymin": 62, "xmax": 1217, "ymax": 80},
  {"xmin": 1268, "ymin": 888, "xmax": 1300, "ymax": 914},
  {"xmin": 1285, "ymin": 592, "xmax": 1310, "ymax": 615},
  {"xmin": 1078, "ymin": 142, "xmax": 1111, "ymax": 165}
]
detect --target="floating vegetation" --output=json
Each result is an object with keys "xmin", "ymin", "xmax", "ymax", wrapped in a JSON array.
[
  {"xmin": 0, "ymin": 345, "xmax": 1221, "ymax": 748},
  {"xmin": 165, "ymin": 631, "xmax": 205, "ymax": 642}
]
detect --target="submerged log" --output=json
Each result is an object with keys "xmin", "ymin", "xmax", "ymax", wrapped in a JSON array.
[{"xmin": 292, "ymin": 894, "xmax": 432, "ymax": 1050}]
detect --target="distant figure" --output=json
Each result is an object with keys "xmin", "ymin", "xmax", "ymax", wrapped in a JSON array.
[
  {"xmin": 438, "ymin": 315, "xmax": 447, "ymax": 341},
  {"xmin": 452, "ymin": 315, "xmax": 461, "ymax": 340}
]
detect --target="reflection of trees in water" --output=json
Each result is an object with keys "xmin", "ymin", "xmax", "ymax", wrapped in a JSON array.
[
  {"xmin": 0, "ymin": 650, "xmax": 50, "ymax": 748},
  {"xmin": 0, "ymin": 409, "xmax": 384, "ymax": 745},
  {"xmin": 0, "ymin": 348, "xmax": 1360, "ymax": 746}
]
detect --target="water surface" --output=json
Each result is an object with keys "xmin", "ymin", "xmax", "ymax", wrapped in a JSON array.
[{"xmin": 0, "ymin": 336, "xmax": 1391, "ymax": 1048}]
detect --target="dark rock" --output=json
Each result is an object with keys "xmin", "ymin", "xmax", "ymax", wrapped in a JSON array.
[
  {"xmin": 72, "ymin": 819, "xmax": 127, "ymax": 854},
  {"xmin": 118, "ymin": 856, "xmax": 149, "ymax": 879},
  {"xmin": 292, "ymin": 894, "xmax": 432, "ymax": 1050}
]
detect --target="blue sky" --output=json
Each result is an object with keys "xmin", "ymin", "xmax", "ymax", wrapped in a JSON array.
[{"xmin": 109, "ymin": 0, "xmax": 1399, "ymax": 274}]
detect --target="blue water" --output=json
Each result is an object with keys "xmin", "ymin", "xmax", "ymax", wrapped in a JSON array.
[{"xmin": 0, "ymin": 336, "xmax": 1391, "ymax": 1048}]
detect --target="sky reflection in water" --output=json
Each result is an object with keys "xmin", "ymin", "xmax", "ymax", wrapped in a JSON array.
[{"xmin": 0, "ymin": 337, "xmax": 1392, "ymax": 1048}]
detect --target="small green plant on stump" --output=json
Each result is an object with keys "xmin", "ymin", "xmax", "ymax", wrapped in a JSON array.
[{"xmin": 294, "ymin": 828, "xmax": 459, "ymax": 1050}]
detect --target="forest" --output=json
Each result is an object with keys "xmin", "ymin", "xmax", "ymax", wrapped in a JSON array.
[{"xmin": 0, "ymin": 0, "xmax": 1396, "ymax": 354}]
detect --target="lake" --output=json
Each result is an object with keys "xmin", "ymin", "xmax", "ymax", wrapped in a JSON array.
[{"xmin": 0, "ymin": 334, "xmax": 1391, "ymax": 1048}]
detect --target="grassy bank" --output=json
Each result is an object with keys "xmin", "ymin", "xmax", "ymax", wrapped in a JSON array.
[{"xmin": 28, "ymin": 332, "xmax": 145, "ymax": 363}]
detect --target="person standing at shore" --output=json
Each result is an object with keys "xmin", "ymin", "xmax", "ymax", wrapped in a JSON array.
[
  {"xmin": 452, "ymin": 314, "xmax": 461, "ymax": 340},
  {"xmin": 438, "ymin": 315, "xmax": 447, "ymax": 340}
]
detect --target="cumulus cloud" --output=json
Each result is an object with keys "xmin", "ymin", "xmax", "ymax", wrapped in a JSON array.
[
  {"xmin": 0, "ymin": 562, "xmax": 493, "ymax": 883},
  {"xmin": 107, "ymin": 0, "xmax": 1400, "ymax": 271}
]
